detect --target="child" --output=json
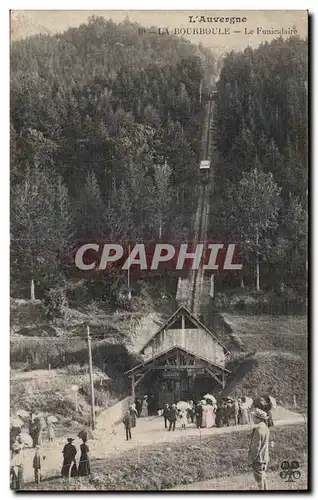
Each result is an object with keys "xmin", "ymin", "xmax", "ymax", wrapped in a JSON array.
[{"xmin": 179, "ymin": 409, "xmax": 187, "ymax": 430}]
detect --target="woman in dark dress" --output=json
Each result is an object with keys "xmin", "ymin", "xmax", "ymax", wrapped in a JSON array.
[
  {"xmin": 78, "ymin": 438, "xmax": 90, "ymax": 476},
  {"xmin": 61, "ymin": 438, "xmax": 77, "ymax": 477}
]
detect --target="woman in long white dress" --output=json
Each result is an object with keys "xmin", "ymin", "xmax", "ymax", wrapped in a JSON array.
[
  {"xmin": 205, "ymin": 402, "xmax": 216, "ymax": 428},
  {"xmin": 140, "ymin": 397, "xmax": 148, "ymax": 418},
  {"xmin": 201, "ymin": 400, "xmax": 208, "ymax": 428}
]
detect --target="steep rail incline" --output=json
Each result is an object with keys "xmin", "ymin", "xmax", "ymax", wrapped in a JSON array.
[{"xmin": 186, "ymin": 99, "xmax": 215, "ymax": 316}]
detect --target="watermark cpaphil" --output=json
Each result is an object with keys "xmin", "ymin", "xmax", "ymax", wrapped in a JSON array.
[{"xmin": 70, "ymin": 242, "xmax": 242, "ymax": 276}]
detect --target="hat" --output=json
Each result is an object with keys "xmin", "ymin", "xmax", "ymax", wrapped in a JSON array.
[
  {"xmin": 12, "ymin": 443, "xmax": 21, "ymax": 452},
  {"xmin": 253, "ymin": 408, "xmax": 268, "ymax": 421},
  {"xmin": 67, "ymin": 438, "xmax": 75, "ymax": 443}
]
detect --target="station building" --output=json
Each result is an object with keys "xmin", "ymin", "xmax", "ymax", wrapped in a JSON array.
[{"xmin": 125, "ymin": 306, "xmax": 230, "ymax": 410}]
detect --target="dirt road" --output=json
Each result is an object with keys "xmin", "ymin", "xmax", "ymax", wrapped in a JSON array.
[{"xmin": 21, "ymin": 406, "xmax": 305, "ymax": 484}]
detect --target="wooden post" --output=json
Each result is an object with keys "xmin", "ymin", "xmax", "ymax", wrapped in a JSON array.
[
  {"xmin": 31, "ymin": 279, "xmax": 35, "ymax": 300},
  {"xmin": 127, "ymin": 244, "xmax": 131, "ymax": 300},
  {"xmin": 209, "ymin": 274, "xmax": 215, "ymax": 298},
  {"xmin": 87, "ymin": 325, "xmax": 95, "ymax": 430},
  {"xmin": 255, "ymin": 227, "xmax": 260, "ymax": 292},
  {"xmin": 131, "ymin": 374, "xmax": 135, "ymax": 402}
]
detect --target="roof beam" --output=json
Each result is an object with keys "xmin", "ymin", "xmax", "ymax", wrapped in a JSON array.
[{"xmin": 205, "ymin": 368, "xmax": 224, "ymax": 386}]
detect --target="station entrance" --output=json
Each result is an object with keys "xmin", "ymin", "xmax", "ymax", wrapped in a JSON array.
[{"xmin": 126, "ymin": 345, "xmax": 229, "ymax": 413}]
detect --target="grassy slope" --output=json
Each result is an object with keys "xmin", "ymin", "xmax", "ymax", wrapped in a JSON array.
[
  {"xmin": 218, "ymin": 314, "xmax": 307, "ymax": 408},
  {"xmin": 10, "ymin": 365, "xmax": 117, "ymax": 428},
  {"xmin": 25, "ymin": 424, "xmax": 307, "ymax": 491},
  {"xmin": 10, "ymin": 293, "xmax": 167, "ymax": 426}
]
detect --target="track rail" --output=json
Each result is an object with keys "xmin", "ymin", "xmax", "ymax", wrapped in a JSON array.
[{"xmin": 187, "ymin": 99, "xmax": 215, "ymax": 315}]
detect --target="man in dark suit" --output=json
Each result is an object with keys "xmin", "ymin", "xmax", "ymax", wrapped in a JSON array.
[
  {"xmin": 195, "ymin": 401, "xmax": 203, "ymax": 429},
  {"xmin": 168, "ymin": 404, "xmax": 178, "ymax": 431}
]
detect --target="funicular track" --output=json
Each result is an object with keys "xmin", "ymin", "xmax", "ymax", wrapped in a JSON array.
[{"xmin": 187, "ymin": 98, "xmax": 216, "ymax": 315}]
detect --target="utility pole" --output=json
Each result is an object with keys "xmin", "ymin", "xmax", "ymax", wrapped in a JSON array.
[
  {"xmin": 127, "ymin": 244, "xmax": 132, "ymax": 300},
  {"xmin": 87, "ymin": 325, "xmax": 95, "ymax": 430}
]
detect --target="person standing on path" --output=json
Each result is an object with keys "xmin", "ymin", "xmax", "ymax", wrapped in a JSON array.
[
  {"xmin": 32, "ymin": 445, "xmax": 44, "ymax": 484},
  {"xmin": 10, "ymin": 444, "xmax": 24, "ymax": 490},
  {"xmin": 179, "ymin": 408, "xmax": 187, "ymax": 430},
  {"xmin": 233, "ymin": 399, "xmax": 240, "ymax": 426},
  {"xmin": 195, "ymin": 401, "xmax": 203, "ymax": 429},
  {"xmin": 140, "ymin": 396, "xmax": 148, "ymax": 418},
  {"xmin": 168, "ymin": 404, "xmax": 178, "ymax": 431},
  {"xmin": 47, "ymin": 420, "xmax": 55, "ymax": 442},
  {"xmin": 78, "ymin": 438, "xmax": 90, "ymax": 476},
  {"xmin": 129, "ymin": 404, "xmax": 138, "ymax": 428},
  {"xmin": 61, "ymin": 438, "xmax": 77, "ymax": 478},
  {"xmin": 123, "ymin": 410, "xmax": 132, "ymax": 441},
  {"xmin": 248, "ymin": 408, "xmax": 270, "ymax": 491},
  {"xmin": 187, "ymin": 400, "xmax": 195, "ymax": 423},
  {"xmin": 163, "ymin": 404, "xmax": 170, "ymax": 429},
  {"xmin": 135, "ymin": 398, "xmax": 142, "ymax": 418},
  {"xmin": 215, "ymin": 401, "xmax": 224, "ymax": 428}
]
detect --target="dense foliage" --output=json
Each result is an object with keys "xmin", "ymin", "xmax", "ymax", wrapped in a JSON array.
[
  {"xmin": 212, "ymin": 36, "xmax": 307, "ymax": 298},
  {"xmin": 10, "ymin": 17, "xmax": 307, "ymax": 309}
]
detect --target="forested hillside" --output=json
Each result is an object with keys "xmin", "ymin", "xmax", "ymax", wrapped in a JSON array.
[
  {"xmin": 211, "ymin": 36, "xmax": 308, "ymax": 299},
  {"xmin": 10, "ymin": 16, "xmax": 216, "ymax": 304},
  {"xmin": 10, "ymin": 17, "xmax": 307, "ymax": 312}
]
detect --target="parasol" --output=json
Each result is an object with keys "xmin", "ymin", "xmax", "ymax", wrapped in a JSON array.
[
  {"xmin": 16, "ymin": 410, "xmax": 29, "ymax": 419},
  {"xmin": 203, "ymin": 394, "xmax": 216, "ymax": 403},
  {"xmin": 268, "ymin": 396, "xmax": 277, "ymax": 409},
  {"xmin": 47, "ymin": 415, "xmax": 58, "ymax": 424},
  {"xmin": 176, "ymin": 401, "xmax": 191, "ymax": 410},
  {"xmin": 242, "ymin": 397, "xmax": 253, "ymax": 409},
  {"xmin": 10, "ymin": 416, "xmax": 23, "ymax": 428}
]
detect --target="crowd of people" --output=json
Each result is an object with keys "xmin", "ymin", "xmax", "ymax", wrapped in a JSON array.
[
  {"xmin": 10, "ymin": 394, "xmax": 275, "ymax": 490},
  {"xmin": 10, "ymin": 413, "xmax": 91, "ymax": 490},
  {"xmin": 121, "ymin": 394, "xmax": 274, "ymax": 440},
  {"xmin": 157, "ymin": 395, "xmax": 274, "ymax": 431}
]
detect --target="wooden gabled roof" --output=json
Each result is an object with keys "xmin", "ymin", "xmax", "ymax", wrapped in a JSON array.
[
  {"xmin": 125, "ymin": 344, "xmax": 230, "ymax": 375},
  {"xmin": 139, "ymin": 305, "xmax": 229, "ymax": 355}
]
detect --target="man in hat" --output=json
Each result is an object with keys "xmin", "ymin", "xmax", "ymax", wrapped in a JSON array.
[
  {"xmin": 248, "ymin": 408, "xmax": 270, "ymax": 490},
  {"xmin": 61, "ymin": 438, "xmax": 77, "ymax": 478},
  {"xmin": 168, "ymin": 404, "xmax": 178, "ymax": 431},
  {"xmin": 123, "ymin": 410, "xmax": 132, "ymax": 441},
  {"xmin": 135, "ymin": 398, "xmax": 142, "ymax": 418},
  {"xmin": 32, "ymin": 445, "xmax": 44, "ymax": 484},
  {"xmin": 195, "ymin": 401, "xmax": 203, "ymax": 429},
  {"xmin": 163, "ymin": 404, "xmax": 170, "ymax": 429}
]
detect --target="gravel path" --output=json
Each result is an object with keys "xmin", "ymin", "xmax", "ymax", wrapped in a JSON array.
[{"xmin": 21, "ymin": 406, "xmax": 305, "ymax": 484}]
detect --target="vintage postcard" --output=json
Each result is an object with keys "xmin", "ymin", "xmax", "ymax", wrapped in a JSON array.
[{"xmin": 10, "ymin": 10, "xmax": 308, "ymax": 491}]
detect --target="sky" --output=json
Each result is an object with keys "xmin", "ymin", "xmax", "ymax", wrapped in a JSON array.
[{"xmin": 10, "ymin": 10, "xmax": 308, "ymax": 53}]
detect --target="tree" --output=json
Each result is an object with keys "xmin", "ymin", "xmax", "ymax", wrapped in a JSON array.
[
  {"xmin": 75, "ymin": 171, "xmax": 106, "ymax": 240},
  {"xmin": 224, "ymin": 165, "xmax": 282, "ymax": 291},
  {"xmin": 153, "ymin": 161, "xmax": 173, "ymax": 239},
  {"xmin": 11, "ymin": 166, "xmax": 73, "ymax": 297}
]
